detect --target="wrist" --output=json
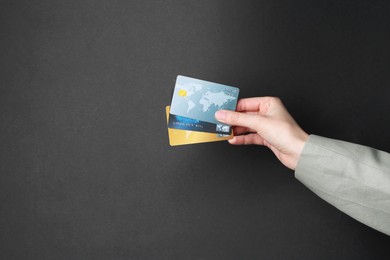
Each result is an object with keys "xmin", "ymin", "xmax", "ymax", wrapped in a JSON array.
[{"xmin": 292, "ymin": 131, "xmax": 309, "ymax": 170}]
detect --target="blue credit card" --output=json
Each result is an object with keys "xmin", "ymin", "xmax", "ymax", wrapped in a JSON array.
[
  {"xmin": 170, "ymin": 75, "xmax": 240, "ymax": 125},
  {"xmin": 168, "ymin": 113, "xmax": 232, "ymax": 134}
]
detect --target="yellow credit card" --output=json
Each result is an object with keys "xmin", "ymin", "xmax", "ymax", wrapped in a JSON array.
[{"xmin": 166, "ymin": 106, "xmax": 233, "ymax": 146}]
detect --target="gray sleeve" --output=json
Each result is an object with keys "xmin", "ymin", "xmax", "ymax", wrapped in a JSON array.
[{"xmin": 295, "ymin": 135, "xmax": 390, "ymax": 236}]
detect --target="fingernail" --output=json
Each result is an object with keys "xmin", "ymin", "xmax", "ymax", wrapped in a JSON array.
[{"xmin": 215, "ymin": 110, "xmax": 226, "ymax": 120}]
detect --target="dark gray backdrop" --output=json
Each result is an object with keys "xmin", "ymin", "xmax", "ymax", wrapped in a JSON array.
[{"xmin": 1, "ymin": 0, "xmax": 390, "ymax": 259}]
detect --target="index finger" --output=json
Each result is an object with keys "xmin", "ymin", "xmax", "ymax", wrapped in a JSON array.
[{"xmin": 236, "ymin": 97, "xmax": 271, "ymax": 112}]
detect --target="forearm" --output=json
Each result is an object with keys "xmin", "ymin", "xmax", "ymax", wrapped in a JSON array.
[{"xmin": 295, "ymin": 135, "xmax": 390, "ymax": 236}]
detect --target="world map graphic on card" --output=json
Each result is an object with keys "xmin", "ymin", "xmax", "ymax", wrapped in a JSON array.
[{"xmin": 169, "ymin": 75, "xmax": 239, "ymax": 125}]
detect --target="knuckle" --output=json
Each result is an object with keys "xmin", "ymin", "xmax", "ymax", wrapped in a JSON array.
[
  {"xmin": 226, "ymin": 112, "xmax": 240, "ymax": 125},
  {"xmin": 270, "ymin": 96, "xmax": 282, "ymax": 104},
  {"xmin": 230, "ymin": 112, "xmax": 240, "ymax": 124},
  {"xmin": 236, "ymin": 99, "xmax": 244, "ymax": 110}
]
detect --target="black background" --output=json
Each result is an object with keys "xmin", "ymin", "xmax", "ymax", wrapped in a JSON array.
[{"xmin": 1, "ymin": 0, "xmax": 390, "ymax": 259}]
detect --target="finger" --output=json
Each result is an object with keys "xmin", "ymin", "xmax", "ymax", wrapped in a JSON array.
[
  {"xmin": 236, "ymin": 97, "xmax": 275, "ymax": 112},
  {"xmin": 233, "ymin": 126, "xmax": 257, "ymax": 135},
  {"xmin": 228, "ymin": 133, "xmax": 265, "ymax": 145},
  {"xmin": 215, "ymin": 110, "xmax": 263, "ymax": 130}
]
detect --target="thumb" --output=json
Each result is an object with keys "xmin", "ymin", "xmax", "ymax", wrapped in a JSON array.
[{"xmin": 215, "ymin": 110, "xmax": 261, "ymax": 130}]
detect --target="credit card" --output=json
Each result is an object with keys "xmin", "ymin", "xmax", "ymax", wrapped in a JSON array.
[
  {"xmin": 170, "ymin": 75, "xmax": 239, "ymax": 125},
  {"xmin": 168, "ymin": 113, "xmax": 231, "ymax": 134},
  {"xmin": 166, "ymin": 106, "xmax": 233, "ymax": 146}
]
